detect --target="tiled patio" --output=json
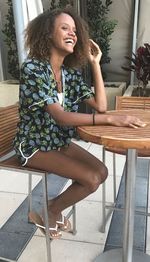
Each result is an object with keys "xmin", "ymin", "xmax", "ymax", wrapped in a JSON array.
[{"xmin": 0, "ymin": 139, "xmax": 150, "ymax": 262}]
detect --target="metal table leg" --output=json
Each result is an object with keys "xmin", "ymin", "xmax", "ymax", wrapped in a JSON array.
[{"xmin": 95, "ymin": 149, "xmax": 150, "ymax": 262}]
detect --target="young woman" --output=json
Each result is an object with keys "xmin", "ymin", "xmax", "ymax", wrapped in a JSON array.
[{"xmin": 13, "ymin": 7, "xmax": 146, "ymax": 239}]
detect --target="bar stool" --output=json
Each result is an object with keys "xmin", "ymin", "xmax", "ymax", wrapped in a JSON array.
[
  {"xmin": 101, "ymin": 96, "xmax": 150, "ymax": 232},
  {"xmin": 0, "ymin": 104, "xmax": 77, "ymax": 262}
]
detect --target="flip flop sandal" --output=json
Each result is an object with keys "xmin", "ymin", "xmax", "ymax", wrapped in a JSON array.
[
  {"xmin": 56, "ymin": 216, "xmax": 71, "ymax": 232},
  {"xmin": 28, "ymin": 211, "xmax": 62, "ymax": 239}
]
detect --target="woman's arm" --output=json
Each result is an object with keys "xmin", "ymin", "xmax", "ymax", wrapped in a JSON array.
[
  {"xmin": 46, "ymin": 103, "xmax": 146, "ymax": 128},
  {"xmin": 84, "ymin": 39, "xmax": 107, "ymax": 113}
]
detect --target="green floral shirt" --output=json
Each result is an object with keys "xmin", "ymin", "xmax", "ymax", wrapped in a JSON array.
[{"xmin": 13, "ymin": 58, "xmax": 94, "ymax": 165}]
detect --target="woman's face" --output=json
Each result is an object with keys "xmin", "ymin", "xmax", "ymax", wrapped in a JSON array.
[{"xmin": 50, "ymin": 13, "xmax": 77, "ymax": 56}]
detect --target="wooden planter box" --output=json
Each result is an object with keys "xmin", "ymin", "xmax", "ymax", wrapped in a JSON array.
[
  {"xmin": 105, "ymin": 82, "xmax": 126, "ymax": 110},
  {"xmin": 0, "ymin": 81, "xmax": 126, "ymax": 109},
  {"xmin": 0, "ymin": 81, "xmax": 19, "ymax": 106},
  {"xmin": 124, "ymin": 84, "xmax": 150, "ymax": 97}
]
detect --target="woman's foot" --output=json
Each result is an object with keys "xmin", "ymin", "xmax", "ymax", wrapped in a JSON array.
[
  {"xmin": 56, "ymin": 215, "xmax": 71, "ymax": 232},
  {"xmin": 28, "ymin": 211, "xmax": 62, "ymax": 239},
  {"xmin": 47, "ymin": 199, "xmax": 72, "ymax": 232}
]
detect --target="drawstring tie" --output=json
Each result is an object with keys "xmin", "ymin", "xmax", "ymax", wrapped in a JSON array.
[{"xmin": 19, "ymin": 141, "xmax": 39, "ymax": 166}]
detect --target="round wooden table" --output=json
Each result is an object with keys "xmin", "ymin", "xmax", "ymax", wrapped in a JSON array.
[{"xmin": 77, "ymin": 110, "xmax": 150, "ymax": 262}]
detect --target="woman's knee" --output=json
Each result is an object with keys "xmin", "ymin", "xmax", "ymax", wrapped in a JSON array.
[
  {"xmin": 86, "ymin": 165, "xmax": 108, "ymax": 193},
  {"xmin": 100, "ymin": 164, "xmax": 108, "ymax": 183}
]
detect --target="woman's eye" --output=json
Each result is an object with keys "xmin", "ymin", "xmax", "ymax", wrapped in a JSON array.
[
  {"xmin": 61, "ymin": 26, "xmax": 77, "ymax": 35},
  {"xmin": 62, "ymin": 26, "xmax": 68, "ymax": 30}
]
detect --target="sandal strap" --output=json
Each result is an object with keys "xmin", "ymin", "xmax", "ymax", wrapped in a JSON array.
[
  {"xmin": 35, "ymin": 223, "xmax": 58, "ymax": 232},
  {"xmin": 56, "ymin": 216, "xmax": 65, "ymax": 225}
]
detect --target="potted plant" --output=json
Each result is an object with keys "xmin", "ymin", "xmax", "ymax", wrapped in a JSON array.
[
  {"xmin": 122, "ymin": 43, "xmax": 150, "ymax": 97},
  {"xmin": 49, "ymin": 0, "xmax": 73, "ymax": 9},
  {"xmin": 2, "ymin": 0, "xmax": 19, "ymax": 80},
  {"xmin": 87, "ymin": 0, "xmax": 127, "ymax": 110},
  {"xmin": 87, "ymin": 0, "xmax": 117, "ymax": 73},
  {"xmin": 0, "ymin": 0, "xmax": 19, "ymax": 106}
]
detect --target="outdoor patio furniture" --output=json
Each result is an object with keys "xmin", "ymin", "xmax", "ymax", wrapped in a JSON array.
[
  {"xmin": 0, "ymin": 104, "xmax": 77, "ymax": 262},
  {"xmin": 77, "ymin": 109, "xmax": 150, "ymax": 261},
  {"xmin": 101, "ymin": 96, "xmax": 150, "ymax": 233}
]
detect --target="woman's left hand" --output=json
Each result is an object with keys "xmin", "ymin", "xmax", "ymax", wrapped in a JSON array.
[{"xmin": 88, "ymin": 39, "xmax": 102, "ymax": 64}]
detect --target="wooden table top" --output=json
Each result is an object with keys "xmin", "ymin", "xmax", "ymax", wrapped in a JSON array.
[{"xmin": 77, "ymin": 109, "xmax": 150, "ymax": 150}]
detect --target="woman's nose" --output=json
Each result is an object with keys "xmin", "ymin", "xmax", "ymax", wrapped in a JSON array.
[{"xmin": 68, "ymin": 30, "xmax": 76, "ymax": 37}]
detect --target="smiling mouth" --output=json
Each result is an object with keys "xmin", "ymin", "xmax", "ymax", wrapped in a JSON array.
[{"xmin": 64, "ymin": 38, "xmax": 75, "ymax": 46}]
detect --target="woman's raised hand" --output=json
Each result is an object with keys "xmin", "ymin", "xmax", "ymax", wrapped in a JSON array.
[{"xmin": 88, "ymin": 39, "xmax": 102, "ymax": 64}]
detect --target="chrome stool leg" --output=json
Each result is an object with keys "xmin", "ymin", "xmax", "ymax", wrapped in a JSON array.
[
  {"xmin": 71, "ymin": 180, "xmax": 77, "ymax": 235},
  {"xmin": 66, "ymin": 180, "xmax": 77, "ymax": 235},
  {"xmin": 112, "ymin": 152, "xmax": 117, "ymax": 202},
  {"xmin": 72, "ymin": 203, "xmax": 77, "ymax": 234},
  {"xmin": 42, "ymin": 173, "xmax": 52, "ymax": 262},
  {"xmin": 101, "ymin": 148, "xmax": 117, "ymax": 233},
  {"xmin": 101, "ymin": 146, "xmax": 106, "ymax": 233},
  {"xmin": 28, "ymin": 173, "xmax": 32, "ymax": 222}
]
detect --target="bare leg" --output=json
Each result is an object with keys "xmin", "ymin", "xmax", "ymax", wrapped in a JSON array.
[{"xmin": 27, "ymin": 142, "xmax": 108, "ymax": 230}]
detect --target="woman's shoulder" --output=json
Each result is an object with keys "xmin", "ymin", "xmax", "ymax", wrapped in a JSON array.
[
  {"xmin": 63, "ymin": 66, "xmax": 82, "ymax": 77},
  {"xmin": 21, "ymin": 58, "xmax": 50, "ymax": 70}
]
